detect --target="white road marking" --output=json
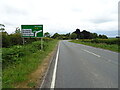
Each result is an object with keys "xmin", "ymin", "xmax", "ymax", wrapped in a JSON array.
[
  {"xmin": 90, "ymin": 72, "xmax": 99, "ymax": 78},
  {"xmin": 83, "ymin": 49, "xmax": 101, "ymax": 57},
  {"xmin": 92, "ymin": 73, "xmax": 98, "ymax": 77},
  {"xmin": 108, "ymin": 59, "xmax": 111, "ymax": 62},
  {"xmin": 50, "ymin": 43, "xmax": 60, "ymax": 88},
  {"xmin": 40, "ymin": 46, "xmax": 55, "ymax": 89},
  {"xmin": 82, "ymin": 49, "xmax": 118, "ymax": 65}
]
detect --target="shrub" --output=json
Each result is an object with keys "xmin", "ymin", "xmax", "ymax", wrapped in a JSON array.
[{"xmin": 2, "ymin": 39, "xmax": 54, "ymax": 69}]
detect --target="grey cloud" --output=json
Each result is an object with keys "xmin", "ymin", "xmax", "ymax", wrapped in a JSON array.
[
  {"xmin": 96, "ymin": 30, "xmax": 118, "ymax": 37},
  {"xmin": 4, "ymin": 5, "xmax": 28, "ymax": 15},
  {"xmin": 91, "ymin": 18, "xmax": 113, "ymax": 24},
  {"xmin": 4, "ymin": 21, "xmax": 16, "ymax": 27}
]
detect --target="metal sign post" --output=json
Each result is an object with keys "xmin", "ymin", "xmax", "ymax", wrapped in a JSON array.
[
  {"xmin": 23, "ymin": 38, "xmax": 25, "ymax": 45},
  {"xmin": 41, "ymin": 37, "xmax": 43, "ymax": 50}
]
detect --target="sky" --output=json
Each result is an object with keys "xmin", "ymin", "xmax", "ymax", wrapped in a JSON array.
[{"xmin": 0, "ymin": 0, "xmax": 119, "ymax": 37}]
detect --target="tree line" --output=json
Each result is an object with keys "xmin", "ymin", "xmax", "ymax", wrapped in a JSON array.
[
  {"xmin": 1, "ymin": 24, "xmax": 109, "ymax": 48},
  {"xmin": 51, "ymin": 28, "xmax": 108, "ymax": 39}
]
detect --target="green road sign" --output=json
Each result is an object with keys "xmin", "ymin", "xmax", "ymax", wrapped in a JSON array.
[{"xmin": 21, "ymin": 25, "xmax": 43, "ymax": 37}]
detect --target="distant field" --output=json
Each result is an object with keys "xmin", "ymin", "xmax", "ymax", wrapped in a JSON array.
[
  {"xmin": 2, "ymin": 38, "xmax": 58, "ymax": 88},
  {"xmin": 70, "ymin": 38, "xmax": 120, "ymax": 52}
]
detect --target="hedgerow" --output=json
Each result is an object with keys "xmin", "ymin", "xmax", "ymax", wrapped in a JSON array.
[{"xmin": 2, "ymin": 38, "xmax": 54, "ymax": 69}]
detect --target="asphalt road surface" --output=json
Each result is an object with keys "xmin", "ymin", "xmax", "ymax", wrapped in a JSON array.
[{"xmin": 54, "ymin": 40, "xmax": 118, "ymax": 88}]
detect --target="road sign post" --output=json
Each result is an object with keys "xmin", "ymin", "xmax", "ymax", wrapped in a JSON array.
[
  {"xmin": 23, "ymin": 38, "xmax": 25, "ymax": 45},
  {"xmin": 21, "ymin": 25, "xmax": 43, "ymax": 50},
  {"xmin": 41, "ymin": 37, "xmax": 43, "ymax": 50}
]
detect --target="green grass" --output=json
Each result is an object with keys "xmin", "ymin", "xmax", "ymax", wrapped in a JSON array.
[
  {"xmin": 0, "ymin": 48, "xmax": 2, "ymax": 90},
  {"xmin": 2, "ymin": 39, "xmax": 58, "ymax": 88},
  {"xmin": 70, "ymin": 40, "xmax": 119, "ymax": 52},
  {"xmin": 27, "ymin": 82, "xmax": 36, "ymax": 87}
]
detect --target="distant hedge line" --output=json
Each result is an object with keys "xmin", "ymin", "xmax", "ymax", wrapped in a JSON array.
[
  {"xmin": 2, "ymin": 32, "xmax": 52, "ymax": 48},
  {"xmin": 80, "ymin": 38, "xmax": 120, "ymax": 45}
]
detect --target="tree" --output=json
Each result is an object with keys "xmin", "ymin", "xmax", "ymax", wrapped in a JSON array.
[
  {"xmin": 0, "ymin": 24, "xmax": 5, "ymax": 27},
  {"xmin": 70, "ymin": 33, "xmax": 77, "ymax": 39},
  {"xmin": 2, "ymin": 32, "xmax": 11, "ymax": 47},
  {"xmin": 81, "ymin": 30, "xmax": 92, "ymax": 39},
  {"xmin": 9, "ymin": 33, "xmax": 23, "ymax": 45},
  {"xmin": 73, "ymin": 28, "xmax": 81, "ymax": 39},
  {"xmin": 98, "ymin": 34, "xmax": 108, "ymax": 39},
  {"xmin": 80, "ymin": 33, "xmax": 84, "ymax": 39},
  {"xmin": 98, "ymin": 34, "xmax": 102, "ymax": 38},
  {"xmin": 102, "ymin": 35, "xmax": 108, "ymax": 39},
  {"xmin": 65, "ymin": 33, "xmax": 71, "ymax": 39},
  {"xmin": 0, "ymin": 24, "xmax": 5, "ymax": 32},
  {"xmin": 116, "ymin": 36, "xmax": 120, "ymax": 38},
  {"xmin": 72, "ymin": 28, "xmax": 108, "ymax": 39},
  {"xmin": 15, "ymin": 27, "xmax": 21, "ymax": 33},
  {"xmin": 58, "ymin": 35, "xmax": 64, "ymax": 40},
  {"xmin": 44, "ymin": 32, "xmax": 50, "ymax": 37},
  {"xmin": 51, "ymin": 33, "xmax": 60, "ymax": 39},
  {"xmin": 92, "ymin": 33, "xmax": 98, "ymax": 39}
]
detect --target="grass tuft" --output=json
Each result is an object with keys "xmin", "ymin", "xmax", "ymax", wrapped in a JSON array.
[{"xmin": 27, "ymin": 82, "xmax": 36, "ymax": 88}]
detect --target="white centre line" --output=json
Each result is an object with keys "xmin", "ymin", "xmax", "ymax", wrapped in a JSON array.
[
  {"xmin": 108, "ymin": 59, "xmax": 111, "ymax": 62},
  {"xmin": 83, "ymin": 49, "xmax": 101, "ymax": 57},
  {"xmin": 50, "ymin": 43, "xmax": 60, "ymax": 88}
]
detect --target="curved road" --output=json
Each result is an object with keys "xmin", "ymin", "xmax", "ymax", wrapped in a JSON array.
[{"xmin": 54, "ymin": 40, "xmax": 118, "ymax": 88}]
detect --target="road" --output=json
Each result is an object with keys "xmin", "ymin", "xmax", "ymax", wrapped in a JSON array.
[{"xmin": 53, "ymin": 40, "xmax": 118, "ymax": 88}]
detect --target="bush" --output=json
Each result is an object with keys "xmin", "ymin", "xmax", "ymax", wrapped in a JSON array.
[
  {"xmin": 90, "ymin": 38, "xmax": 120, "ymax": 45},
  {"xmin": 2, "ymin": 39, "xmax": 58, "ymax": 88},
  {"xmin": 2, "ymin": 39, "xmax": 53, "ymax": 69},
  {"xmin": 2, "ymin": 45, "xmax": 26, "ymax": 68}
]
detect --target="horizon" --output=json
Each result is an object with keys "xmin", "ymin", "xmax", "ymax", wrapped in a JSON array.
[{"xmin": 3, "ymin": 27, "xmax": 118, "ymax": 38}]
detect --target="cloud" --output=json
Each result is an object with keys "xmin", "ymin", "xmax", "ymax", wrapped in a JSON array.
[
  {"xmin": 4, "ymin": 6, "xmax": 27, "ymax": 16},
  {"xmin": 96, "ymin": 30, "xmax": 118, "ymax": 37},
  {"xmin": 90, "ymin": 17, "xmax": 115, "ymax": 24},
  {"xmin": 0, "ymin": 0, "xmax": 119, "ymax": 37}
]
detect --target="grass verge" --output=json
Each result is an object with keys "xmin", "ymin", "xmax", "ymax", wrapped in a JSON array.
[
  {"xmin": 2, "ymin": 39, "xmax": 58, "ymax": 88},
  {"xmin": 70, "ymin": 40, "xmax": 119, "ymax": 52}
]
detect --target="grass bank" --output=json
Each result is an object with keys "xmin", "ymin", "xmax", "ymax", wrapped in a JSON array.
[
  {"xmin": 2, "ymin": 39, "xmax": 58, "ymax": 88},
  {"xmin": 70, "ymin": 39, "xmax": 119, "ymax": 52}
]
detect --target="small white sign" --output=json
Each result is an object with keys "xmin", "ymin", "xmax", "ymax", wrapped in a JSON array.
[{"xmin": 22, "ymin": 29, "xmax": 34, "ymax": 36}]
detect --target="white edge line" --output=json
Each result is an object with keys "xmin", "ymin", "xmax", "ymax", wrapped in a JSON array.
[
  {"xmin": 50, "ymin": 42, "xmax": 60, "ymax": 88},
  {"xmin": 40, "ymin": 43, "xmax": 59, "ymax": 89},
  {"xmin": 40, "ymin": 52, "xmax": 53, "ymax": 89},
  {"xmin": 83, "ymin": 49, "xmax": 101, "ymax": 57}
]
